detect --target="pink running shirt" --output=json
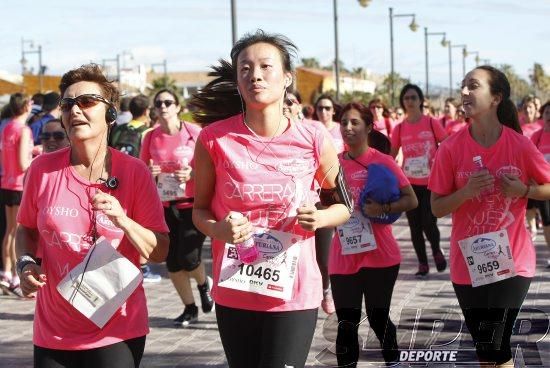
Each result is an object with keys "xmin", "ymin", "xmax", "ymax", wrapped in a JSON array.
[
  {"xmin": 327, "ymin": 122, "xmax": 345, "ymax": 153},
  {"xmin": 329, "ymin": 148, "xmax": 409, "ymax": 275},
  {"xmin": 391, "ymin": 115, "xmax": 447, "ymax": 186},
  {"xmin": 373, "ymin": 119, "xmax": 389, "ymax": 137},
  {"xmin": 200, "ymin": 114, "xmax": 327, "ymax": 312},
  {"xmin": 521, "ymin": 121, "xmax": 543, "ymax": 139},
  {"xmin": 1, "ymin": 120, "xmax": 32, "ymax": 191},
  {"xmin": 140, "ymin": 121, "xmax": 201, "ymax": 209},
  {"xmin": 17, "ymin": 147, "xmax": 168, "ymax": 350},
  {"xmin": 428, "ymin": 126, "xmax": 550, "ymax": 285},
  {"xmin": 531, "ymin": 129, "xmax": 550, "ymax": 161}
]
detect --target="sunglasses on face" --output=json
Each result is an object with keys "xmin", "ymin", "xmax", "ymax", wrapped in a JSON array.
[
  {"xmin": 317, "ymin": 106, "xmax": 333, "ymax": 111},
  {"xmin": 284, "ymin": 98, "xmax": 299, "ymax": 107},
  {"xmin": 154, "ymin": 100, "xmax": 176, "ymax": 108},
  {"xmin": 40, "ymin": 131, "xmax": 67, "ymax": 141},
  {"xmin": 59, "ymin": 94, "xmax": 112, "ymax": 112}
]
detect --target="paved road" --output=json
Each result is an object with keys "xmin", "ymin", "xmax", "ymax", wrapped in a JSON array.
[{"xmin": 2, "ymin": 215, "xmax": 550, "ymax": 367}]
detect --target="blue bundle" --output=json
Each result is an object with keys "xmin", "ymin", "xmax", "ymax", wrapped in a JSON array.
[{"xmin": 359, "ymin": 163, "xmax": 401, "ymax": 224}]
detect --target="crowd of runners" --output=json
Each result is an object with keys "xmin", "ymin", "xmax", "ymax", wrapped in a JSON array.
[{"xmin": 0, "ymin": 29, "xmax": 549, "ymax": 368}]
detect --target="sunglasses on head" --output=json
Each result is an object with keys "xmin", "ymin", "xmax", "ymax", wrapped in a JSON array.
[
  {"xmin": 154, "ymin": 100, "xmax": 176, "ymax": 108},
  {"xmin": 59, "ymin": 94, "xmax": 113, "ymax": 112},
  {"xmin": 317, "ymin": 106, "xmax": 333, "ymax": 111},
  {"xmin": 40, "ymin": 131, "xmax": 66, "ymax": 141}
]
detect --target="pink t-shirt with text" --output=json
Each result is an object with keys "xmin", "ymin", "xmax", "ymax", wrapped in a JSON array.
[
  {"xmin": 140, "ymin": 121, "xmax": 201, "ymax": 209},
  {"xmin": 1, "ymin": 120, "xmax": 32, "ymax": 191},
  {"xmin": 521, "ymin": 121, "xmax": 543, "ymax": 139},
  {"xmin": 329, "ymin": 148, "xmax": 410, "ymax": 275},
  {"xmin": 428, "ymin": 126, "xmax": 550, "ymax": 285},
  {"xmin": 200, "ymin": 114, "xmax": 327, "ymax": 312},
  {"xmin": 531, "ymin": 128, "xmax": 550, "ymax": 162},
  {"xmin": 17, "ymin": 147, "xmax": 168, "ymax": 350},
  {"xmin": 391, "ymin": 115, "xmax": 447, "ymax": 185}
]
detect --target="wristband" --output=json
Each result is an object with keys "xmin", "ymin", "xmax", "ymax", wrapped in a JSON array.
[
  {"xmin": 521, "ymin": 185, "xmax": 530, "ymax": 199},
  {"xmin": 16, "ymin": 254, "xmax": 37, "ymax": 277}
]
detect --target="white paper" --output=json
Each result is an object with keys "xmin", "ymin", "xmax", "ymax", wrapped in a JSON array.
[{"xmin": 57, "ymin": 237, "xmax": 143, "ymax": 328}]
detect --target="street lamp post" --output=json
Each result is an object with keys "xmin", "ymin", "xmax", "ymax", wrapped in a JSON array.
[
  {"xmin": 466, "ymin": 51, "xmax": 489, "ymax": 69},
  {"xmin": 424, "ymin": 28, "xmax": 447, "ymax": 97},
  {"xmin": 231, "ymin": 0, "xmax": 237, "ymax": 46},
  {"xmin": 447, "ymin": 40, "xmax": 453, "ymax": 97},
  {"xmin": 389, "ymin": 7, "xmax": 418, "ymax": 106},
  {"xmin": 21, "ymin": 39, "xmax": 44, "ymax": 93},
  {"xmin": 333, "ymin": 0, "xmax": 341, "ymax": 100},
  {"xmin": 102, "ymin": 55, "xmax": 121, "ymax": 83},
  {"xmin": 451, "ymin": 44, "xmax": 467, "ymax": 79},
  {"xmin": 152, "ymin": 59, "xmax": 168, "ymax": 87}
]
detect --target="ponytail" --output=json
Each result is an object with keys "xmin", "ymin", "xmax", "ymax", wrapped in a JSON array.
[
  {"xmin": 189, "ymin": 59, "xmax": 242, "ymax": 126},
  {"xmin": 368, "ymin": 129, "xmax": 391, "ymax": 155},
  {"xmin": 498, "ymin": 98, "xmax": 521, "ymax": 134}
]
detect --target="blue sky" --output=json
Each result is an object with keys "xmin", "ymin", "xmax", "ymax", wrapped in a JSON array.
[{"xmin": 2, "ymin": 0, "xmax": 548, "ymax": 90}]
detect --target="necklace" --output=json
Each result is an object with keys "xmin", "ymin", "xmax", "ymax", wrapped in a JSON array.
[{"xmin": 242, "ymin": 112, "xmax": 284, "ymax": 143}]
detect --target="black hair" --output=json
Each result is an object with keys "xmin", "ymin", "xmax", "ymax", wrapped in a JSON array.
[
  {"xmin": 399, "ymin": 83, "xmax": 424, "ymax": 111},
  {"xmin": 190, "ymin": 30, "xmax": 297, "ymax": 126},
  {"xmin": 153, "ymin": 88, "xmax": 180, "ymax": 106},
  {"xmin": 539, "ymin": 100, "xmax": 550, "ymax": 118},
  {"xmin": 119, "ymin": 97, "xmax": 131, "ymax": 112},
  {"xmin": 476, "ymin": 65, "xmax": 521, "ymax": 133},
  {"xmin": 31, "ymin": 93, "xmax": 44, "ymax": 106},
  {"xmin": 0, "ymin": 104, "xmax": 13, "ymax": 120},
  {"xmin": 340, "ymin": 102, "xmax": 391, "ymax": 154},
  {"xmin": 129, "ymin": 94, "xmax": 150, "ymax": 118}
]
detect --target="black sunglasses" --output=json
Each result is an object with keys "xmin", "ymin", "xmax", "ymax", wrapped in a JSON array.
[
  {"xmin": 59, "ymin": 94, "xmax": 113, "ymax": 112},
  {"xmin": 154, "ymin": 100, "xmax": 176, "ymax": 108},
  {"xmin": 285, "ymin": 98, "xmax": 299, "ymax": 107},
  {"xmin": 40, "ymin": 131, "xmax": 67, "ymax": 141},
  {"xmin": 317, "ymin": 106, "xmax": 333, "ymax": 111}
]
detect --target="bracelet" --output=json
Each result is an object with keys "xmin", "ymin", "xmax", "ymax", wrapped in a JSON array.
[
  {"xmin": 521, "ymin": 185, "xmax": 530, "ymax": 199},
  {"xmin": 16, "ymin": 254, "xmax": 37, "ymax": 277}
]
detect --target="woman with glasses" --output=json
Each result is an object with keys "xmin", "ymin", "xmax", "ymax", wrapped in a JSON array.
[
  {"xmin": 368, "ymin": 97, "xmax": 391, "ymax": 137},
  {"xmin": 429, "ymin": 66, "xmax": 550, "ymax": 368},
  {"xmin": 190, "ymin": 30, "xmax": 351, "ymax": 367},
  {"xmin": 0, "ymin": 93, "xmax": 33, "ymax": 296},
  {"xmin": 15, "ymin": 64, "xmax": 169, "ymax": 368},
  {"xmin": 390, "ymin": 84, "xmax": 447, "ymax": 277},
  {"xmin": 39, "ymin": 119, "xmax": 70, "ymax": 153},
  {"xmin": 140, "ymin": 89, "xmax": 214, "ymax": 328},
  {"xmin": 311, "ymin": 93, "xmax": 344, "ymax": 315}
]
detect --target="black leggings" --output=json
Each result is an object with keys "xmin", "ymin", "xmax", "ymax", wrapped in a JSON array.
[
  {"xmin": 34, "ymin": 336, "xmax": 146, "ymax": 368},
  {"xmin": 330, "ymin": 265, "xmax": 400, "ymax": 366},
  {"xmin": 453, "ymin": 276, "xmax": 531, "ymax": 364},
  {"xmin": 216, "ymin": 304, "xmax": 317, "ymax": 368},
  {"xmin": 164, "ymin": 207, "xmax": 206, "ymax": 272},
  {"xmin": 535, "ymin": 199, "xmax": 550, "ymax": 226},
  {"xmin": 406, "ymin": 184, "xmax": 440, "ymax": 265}
]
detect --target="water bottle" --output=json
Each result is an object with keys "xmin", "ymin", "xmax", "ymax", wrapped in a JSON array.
[
  {"xmin": 230, "ymin": 212, "xmax": 258, "ymax": 264},
  {"xmin": 473, "ymin": 156, "xmax": 492, "ymax": 194}
]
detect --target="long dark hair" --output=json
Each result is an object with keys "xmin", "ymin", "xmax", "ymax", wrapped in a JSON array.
[
  {"xmin": 399, "ymin": 83, "xmax": 424, "ymax": 111},
  {"xmin": 190, "ymin": 30, "xmax": 298, "ymax": 126},
  {"xmin": 340, "ymin": 102, "xmax": 391, "ymax": 154},
  {"xmin": 476, "ymin": 65, "xmax": 521, "ymax": 133}
]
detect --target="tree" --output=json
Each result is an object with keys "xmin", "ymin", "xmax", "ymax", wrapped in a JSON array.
[
  {"xmin": 375, "ymin": 72, "xmax": 410, "ymax": 107},
  {"xmin": 149, "ymin": 75, "xmax": 179, "ymax": 93},
  {"xmin": 300, "ymin": 57, "xmax": 321, "ymax": 69},
  {"xmin": 529, "ymin": 63, "xmax": 550, "ymax": 101},
  {"xmin": 351, "ymin": 67, "xmax": 365, "ymax": 79},
  {"xmin": 498, "ymin": 64, "xmax": 533, "ymax": 103}
]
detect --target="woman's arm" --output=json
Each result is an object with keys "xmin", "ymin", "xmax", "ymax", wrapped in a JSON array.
[
  {"xmin": 362, "ymin": 185, "xmax": 418, "ymax": 217},
  {"xmin": 18, "ymin": 127, "xmax": 32, "ymax": 171},
  {"xmin": 298, "ymin": 137, "xmax": 351, "ymax": 231},
  {"xmin": 15, "ymin": 225, "xmax": 46, "ymax": 297},
  {"xmin": 192, "ymin": 140, "xmax": 252, "ymax": 244}
]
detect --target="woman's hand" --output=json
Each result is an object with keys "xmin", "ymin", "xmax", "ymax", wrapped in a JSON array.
[
  {"xmin": 501, "ymin": 174, "xmax": 528, "ymax": 198},
  {"xmin": 148, "ymin": 159, "xmax": 161, "ymax": 178},
  {"xmin": 362, "ymin": 199, "xmax": 384, "ymax": 217},
  {"xmin": 297, "ymin": 205, "xmax": 324, "ymax": 231},
  {"xmin": 174, "ymin": 166, "xmax": 192, "ymax": 184},
  {"xmin": 463, "ymin": 169, "xmax": 494, "ymax": 199},
  {"xmin": 19, "ymin": 263, "xmax": 46, "ymax": 298},
  {"xmin": 91, "ymin": 189, "xmax": 129, "ymax": 229},
  {"xmin": 215, "ymin": 212, "xmax": 254, "ymax": 244}
]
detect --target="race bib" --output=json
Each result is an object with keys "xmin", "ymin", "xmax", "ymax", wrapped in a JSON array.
[
  {"xmin": 337, "ymin": 211, "xmax": 377, "ymax": 255},
  {"xmin": 218, "ymin": 229, "xmax": 302, "ymax": 300},
  {"xmin": 157, "ymin": 173, "xmax": 185, "ymax": 202},
  {"xmin": 458, "ymin": 230, "xmax": 516, "ymax": 287},
  {"xmin": 403, "ymin": 156, "xmax": 430, "ymax": 179}
]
